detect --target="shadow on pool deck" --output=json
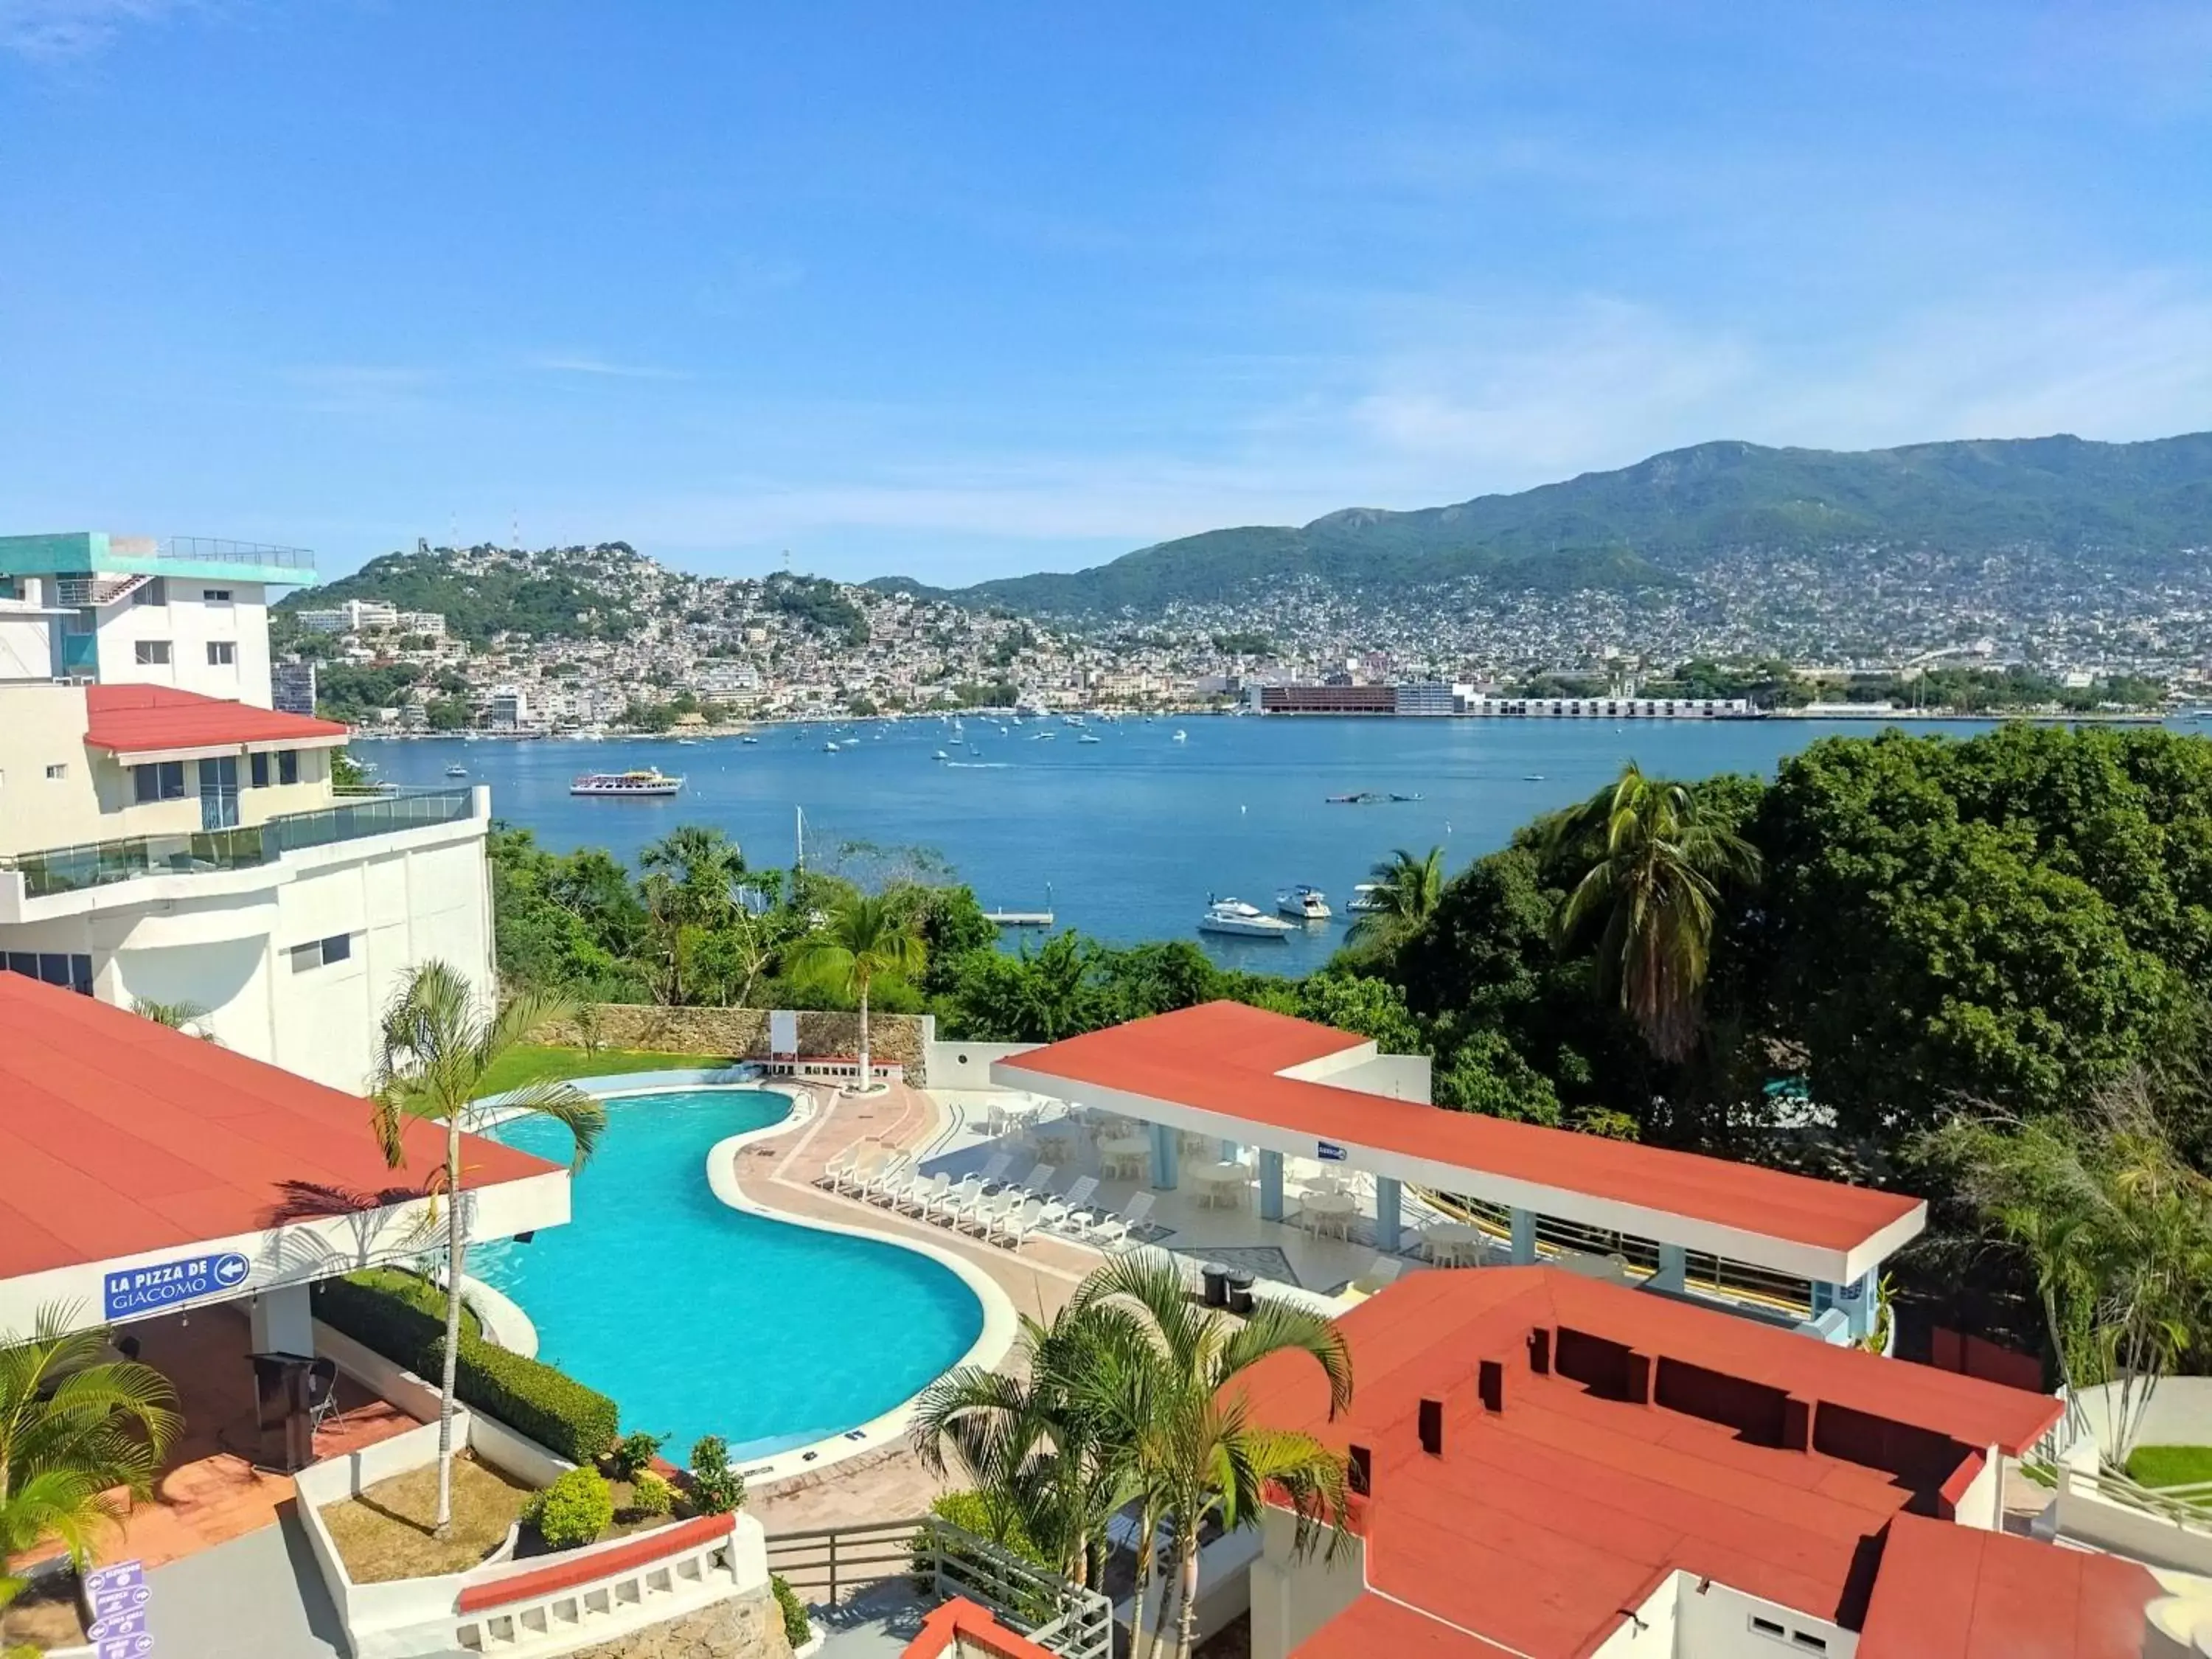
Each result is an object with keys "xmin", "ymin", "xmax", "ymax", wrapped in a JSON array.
[{"xmin": 812, "ymin": 1578, "xmax": 933, "ymax": 1658}]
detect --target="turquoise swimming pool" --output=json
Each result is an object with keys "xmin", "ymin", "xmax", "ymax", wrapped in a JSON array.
[{"xmin": 472, "ymin": 1088, "xmax": 984, "ymax": 1459}]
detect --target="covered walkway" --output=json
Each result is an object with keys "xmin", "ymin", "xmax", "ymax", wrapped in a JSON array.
[{"xmin": 991, "ymin": 1001, "xmax": 1927, "ymax": 1337}]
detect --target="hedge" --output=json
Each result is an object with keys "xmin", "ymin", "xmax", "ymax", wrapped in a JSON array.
[{"xmin": 310, "ymin": 1271, "xmax": 620, "ymax": 1464}]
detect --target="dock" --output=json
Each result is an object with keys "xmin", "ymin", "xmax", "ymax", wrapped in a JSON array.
[{"xmin": 983, "ymin": 908, "xmax": 1056, "ymax": 927}]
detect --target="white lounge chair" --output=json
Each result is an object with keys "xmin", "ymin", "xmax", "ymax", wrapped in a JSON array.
[
  {"xmin": 860, "ymin": 1152, "xmax": 914, "ymax": 1203},
  {"xmin": 1013, "ymin": 1162, "xmax": 1057, "ymax": 1203},
  {"xmin": 929, "ymin": 1175, "xmax": 985, "ymax": 1225},
  {"xmin": 817, "ymin": 1144, "xmax": 863, "ymax": 1191},
  {"xmin": 1091, "ymin": 1192, "xmax": 1156, "ymax": 1251},
  {"xmin": 1346, "ymin": 1257, "xmax": 1403, "ymax": 1299},
  {"xmin": 1040, "ymin": 1175, "xmax": 1099, "ymax": 1231},
  {"xmin": 960, "ymin": 1188, "xmax": 1020, "ymax": 1239},
  {"xmin": 993, "ymin": 1199, "xmax": 1046, "ymax": 1251},
  {"xmin": 973, "ymin": 1152, "xmax": 1016, "ymax": 1192},
  {"xmin": 878, "ymin": 1165, "xmax": 933, "ymax": 1211},
  {"xmin": 834, "ymin": 1144, "xmax": 889, "ymax": 1196},
  {"xmin": 898, "ymin": 1172, "xmax": 952, "ymax": 1217}
]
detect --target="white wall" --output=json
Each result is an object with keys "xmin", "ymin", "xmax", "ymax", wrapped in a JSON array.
[
  {"xmin": 0, "ymin": 604, "xmax": 57, "ymax": 683},
  {"xmin": 1248, "ymin": 1512, "xmax": 1366, "ymax": 1659},
  {"xmin": 94, "ymin": 580, "xmax": 273, "ymax": 706},
  {"xmin": 1666, "ymin": 1578, "xmax": 1856, "ymax": 1659},
  {"xmin": 1320, "ymin": 1052, "xmax": 1433, "ymax": 1104},
  {"xmin": 926, "ymin": 1039, "xmax": 1041, "ymax": 1090}
]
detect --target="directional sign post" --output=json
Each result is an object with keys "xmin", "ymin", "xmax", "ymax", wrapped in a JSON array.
[
  {"xmin": 83, "ymin": 1560, "xmax": 152, "ymax": 1659},
  {"xmin": 102, "ymin": 1252, "xmax": 251, "ymax": 1321},
  {"xmin": 1317, "ymin": 1140, "xmax": 1348, "ymax": 1164}
]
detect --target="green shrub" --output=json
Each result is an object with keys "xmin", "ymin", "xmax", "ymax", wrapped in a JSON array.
[
  {"xmin": 916, "ymin": 1492, "xmax": 1057, "ymax": 1619},
  {"xmin": 610, "ymin": 1430, "xmax": 664, "ymax": 1480},
  {"xmin": 626, "ymin": 1470, "xmax": 673, "ymax": 1517},
  {"xmin": 687, "ymin": 1435, "xmax": 745, "ymax": 1516},
  {"xmin": 310, "ymin": 1271, "xmax": 620, "ymax": 1465},
  {"xmin": 771, "ymin": 1574, "xmax": 810, "ymax": 1648},
  {"xmin": 531, "ymin": 1466, "xmax": 613, "ymax": 1551}
]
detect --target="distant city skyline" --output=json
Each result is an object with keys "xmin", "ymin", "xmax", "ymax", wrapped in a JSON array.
[{"xmin": 2, "ymin": 1, "xmax": 2208, "ymax": 584}]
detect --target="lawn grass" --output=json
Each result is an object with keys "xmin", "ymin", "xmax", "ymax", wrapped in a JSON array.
[
  {"xmin": 2125, "ymin": 1444, "xmax": 2212, "ymax": 1490},
  {"xmin": 477, "ymin": 1044, "xmax": 735, "ymax": 1097},
  {"xmin": 319, "ymin": 1453, "xmax": 535, "ymax": 1582}
]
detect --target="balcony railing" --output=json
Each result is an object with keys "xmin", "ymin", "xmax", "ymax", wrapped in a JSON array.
[
  {"xmin": 0, "ymin": 788, "xmax": 476, "ymax": 899},
  {"xmin": 153, "ymin": 536, "xmax": 316, "ymax": 571}
]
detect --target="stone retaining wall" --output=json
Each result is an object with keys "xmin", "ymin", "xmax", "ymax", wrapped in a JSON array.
[
  {"xmin": 567, "ymin": 1586, "xmax": 793, "ymax": 1659},
  {"xmin": 543, "ymin": 1004, "xmax": 930, "ymax": 1077}
]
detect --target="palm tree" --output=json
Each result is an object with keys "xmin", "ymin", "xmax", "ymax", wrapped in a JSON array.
[
  {"xmin": 1069, "ymin": 1255, "xmax": 1352, "ymax": 1659},
  {"xmin": 911, "ymin": 1296, "xmax": 1142, "ymax": 1591},
  {"xmin": 1543, "ymin": 762, "xmax": 1760, "ymax": 1062},
  {"xmin": 639, "ymin": 825, "xmax": 744, "ymax": 923},
  {"xmin": 372, "ymin": 962, "xmax": 607, "ymax": 1537},
  {"xmin": 1346, "ymin": 846, "xmax": 1445, "ymax": 945},
  {"xmin": 131, "ymin": 998, "xmax": 220, "ymax": 1044},
  {"xmin": 1, "ymin": 1305, "xmax": 180, "ymax": 1636},
  {"xmin": 785, "ymin": 893, "xmax": 925, "ymax": 1091},
  {"xmin": 1928, "ymin": 1082, "xmax": 2212, "ymax": 1462}
]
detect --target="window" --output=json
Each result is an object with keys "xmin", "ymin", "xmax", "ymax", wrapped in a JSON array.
[
  {"xmin": 250, "ymin": 751, "xmax": 268, "ymax": 788},
  {"xmin": 203, "ymin": 588, "xmax": 233, "ymax": 605},
  {"xmin": 134, "ymin": 640, "xmax": 172, "ymax": 666},
  {"xmin": 279, "ymin": 748, "xmax": 299, "ymax": 785},
  {"xmin": 133, "ymin": 760, "xmax": 187, "ymax": 802},
  {"xmin": 44, "ymin": 763, "xmax": 66, "ymax": 780},
  {"xmin": 206, "ymin": 641, "xmax": 236, "ymax": 666},
  {"xmin": 131, "ymin": 578, "xmax": 167, "ymax": 606},
  {"xmin": 198, "ymin": 755, "xmax": 239, "ymax": 829},
  {"xmin": 66, "ymin": 608, "xmax": 96, "ymax": 636},
  {"xmin": 290, "ymin": 933, "xmax": 352, "ymax": 972},
  {"xmin": 3, "ymin": 953, "xmax": 94, "ymax": 995}
]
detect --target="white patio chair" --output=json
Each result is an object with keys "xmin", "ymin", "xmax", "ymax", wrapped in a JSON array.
[
  {"xmin": 994, "ymin": 1199, "xmax": 1047, "ymax": 1251},
  {"xmin": 1091, "ymin": 1192, "xmax": 1156, "ymax": 1251},
  {"xmin": 1014, "ymin": 1162, "xmax": 1057, "ymax": 1202},
  {"xmin": 1040, "ymin": 1175, "xmax": 1099, "ymax": 1231},
  {"xmin": 860, "ymin": 1151, "xmax": 914, "ymax": 1203},
  {"xmin": 1347, "ymin": 1256, "xmax": 1403, "ymax": 1299},
  {"xmin": 959, "ymin": 1187, "xmax": 1019, "ymax": 1238},
  {"xmin": 929, "ymin": 1175, "xmax": 985, "ymax": 1225},
  {"xmin": 817, "ymin": 1143, "xmax": 863, "ymax": 1191},
  {"xmin": 973, "ymin": 1152, "xmax": 1015, "ymax": 1192},
  {"xmin": 897, "ymin": 1172, "xmax": 951, "ymax": 1217},
  {"xmin": 834, "ymin": 1144, "xmax": 888, "ymax": 1196}
]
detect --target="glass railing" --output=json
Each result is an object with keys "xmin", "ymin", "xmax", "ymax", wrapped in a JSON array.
[{"xmin": 0, "ymin": 787, "xmax": 476, "ymax": 898}]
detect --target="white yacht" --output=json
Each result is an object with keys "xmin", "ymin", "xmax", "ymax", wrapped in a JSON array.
[
  {"xmin": 1198, "ymin": 897, "xmax": 1297, "ymax": 939},
  {"xmin": 1276, "ymin": 885, "xmax": 1332, "ymax": 921},
  {"xmin": 571, "ymin": 769, "xmax": 685, "ymax": 799},
  {"xmin": 1348, "ymin": 883, "xmax": 1388, "ymax": 914},
  {"xmin": 444, "ymin": 764, "xmax": 468, "ymax": 777}
]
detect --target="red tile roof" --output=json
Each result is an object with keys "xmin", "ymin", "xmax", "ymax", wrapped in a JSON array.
[
  {"xmin": 1857, "ymin": 1514, "xmax": 2159, "ymax": 1659},
  {"xmin": 1296, "ymin": 1596, "xmax": 1523, "ymax": 1658},
  {"xmin": 83, "ymin": 683, "xmax": 347, "ymax": 754},
  {"xmin": 1234, "ymin": 1268, "xmax": 2066, "ymax": 1659},
  {"xmin": 0, "ymin": 973, "xmax": 560, "ymax": 1281},
  {"xmin": 998, "ymin": 1002, "xmax": 1921, "ymax": 1261}
]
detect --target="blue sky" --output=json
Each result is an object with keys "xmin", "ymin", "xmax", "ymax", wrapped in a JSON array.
[{"xmin": 2, "ymin": 1, "xmax": 2208, "ymax": 585}]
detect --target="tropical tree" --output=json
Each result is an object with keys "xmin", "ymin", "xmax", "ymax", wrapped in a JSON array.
[
  {"xmin": 1, "ymin": 1306, "xmax": 180, "ymax": 1642},
  {"xmin": 639, "ymin": 825, "xmax": 744, "ymax": 924},
  {"xmin": 910, "ymin": 1298, "xmax": 1141, "ymax": 1590},
  {"xmin": 372, "ymin": 961, "xmax": 607, "ymax": 1537},
  {"xmin": 1069, "ymin": 1255, "xmax": 1352, "ymax": 1659},
  {"xmin": 1926, "ymin": 1081, "xmax": 2212, "ymax": 1462},
  {"xmin": 130, "ymin": 998, "xmax": 220, "ymax": 1044},
  {"xmin": 1346, "ymin": 846, "xmax": 1446, "ymax": 946},
  {"xmin": 1543, "ymin": 762, "xmax": 1761, "ymax": 1062},
  {"xmin": 785, "ymin": 893, "xmax": 925, "ymax": 1090}
]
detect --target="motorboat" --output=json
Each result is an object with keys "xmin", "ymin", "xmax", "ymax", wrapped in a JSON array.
[
  {"xmin": 1348, "ymin": 883, "xmax": 1388, "ymax": 914},
  {"xmin": 740, "ymin": 734, "xmax": 759, "ymax": 745},
  {"xmin": 1031, "ymin": 730, "xmax": 1056, "ymax": 741},
  {"xmin": 934, "ymin": 749, "xmax": 951, "ymax": 761},
  {"xmin": 1077, "ymin": 732, "xmax": 1102, "ymax": 745},
  {"xmin": 444, "ymin": 764, "xmax": 468, "ymax": 777},
  {"xmin": 824, "ymin": 740, "xmax": 842, "ymax": 752},
  {"xmin": 570, "ymin": 769, "xmax": 684, "ymax": 798},
  {"xmin": 1198, "ymin": 897, "xmax": 1297, "ymax": 939},
  {"xmin": 1172, "ymin": 728, "xmax": 1188, "ymax": 743},
  {"xmin": 1276, "ymin": 885, "xmax": 1332, "ymax": 921}
]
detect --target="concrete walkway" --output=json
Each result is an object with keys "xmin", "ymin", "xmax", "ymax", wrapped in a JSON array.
[
  {"xmin": 145, "ymin": 1512, "xmax": 345, "ymax": 1659},
  {"xmin": 811, "ymin": 1580, "xmax": 934, "ymax": 1658}
]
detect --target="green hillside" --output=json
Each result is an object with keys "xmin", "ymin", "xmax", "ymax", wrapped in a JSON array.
[
  {"xmin": 276, "ymin": 544, "xmax": 639, "ymax": 643},
  {"xmin": 872, "ymin": 433, "xmax": 2212, "ymax": 615}
]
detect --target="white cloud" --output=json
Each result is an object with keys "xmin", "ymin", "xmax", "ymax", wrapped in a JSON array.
[{"xmin": 0, "ymin": 0, "xmax": 188, "ymax": 60}]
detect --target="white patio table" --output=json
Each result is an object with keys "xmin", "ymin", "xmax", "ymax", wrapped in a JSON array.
[{"xmin": 1190, "ymin": 1161, "xmax": 1249, "ymax": 1209}]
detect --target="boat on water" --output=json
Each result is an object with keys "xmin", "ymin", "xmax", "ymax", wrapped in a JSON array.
[
  {"xmin": 675, "ymin": 738, "xmax": 698, "ymax": 746},
  {"xmin": 740, "ymin": 734, "xmax": 759, "ymax": 745},
  {"xmin": 1276, "ymin": 885, "xmax": 1332, "ymax": 921},
  {"xmin": 824, "ymin": 740, "xmax": 842, "ymax": 752},
  {"xmin": 1031, "ymin": 730, "xmax": 1057, "ymax": 741},
  {"xmin": 1325, "ymin": 790, "xmax": 1421, "ymax": 805},
  {"xmin": 1523, "ymin": 773, "xmax": 1546, "ymax": 781},
  {"xmin": 934, "ymin": 749, "xmax": 950, "ymax": 761},
  {"xmin": 570, "ymin": 769, "xmax": 684, "ymax": 799},
  {"xmin": 1348, "ymin": 883, "xmax": 1388, "ymax": 914},
  {"xmin": 1199, "ymin": 897, "xmax": 1297, "ymax": 939},
  {"xmin": 444, "ymin": 764, "xmax": 468, "ymax": 777},
  {"xmin": 1172, "ymin": 729, "xmax": 1188, "ymax": 743},
  {"xmin": 1077, "ymin": 733, "xmax": 1102, "ymax": 745}
]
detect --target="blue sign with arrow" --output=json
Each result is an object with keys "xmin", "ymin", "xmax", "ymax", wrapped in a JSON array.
[{"xmin": 102, "ymin": 1252, "xmax": 250, "ymax": 1321}]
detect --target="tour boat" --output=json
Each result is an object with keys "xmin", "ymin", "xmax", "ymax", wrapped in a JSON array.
[
  {"xmin": 1276, "ymin": 885, "xmax": 1332, "ymax": 921},
  {"xmin": 1197, "ymin": 897, "xmax": 1297, "ymax": 939},
  {"xmin": 1348, "ymin": 883, "xmax": 1388, "ymax": 914},
  {"xmin": 569, "ymin": 769, "xmax": 684, "ymax": 798}
]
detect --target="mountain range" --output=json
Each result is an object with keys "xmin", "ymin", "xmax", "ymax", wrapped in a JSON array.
[{"xmin": 866, "ymin": 433, "xmax": 2212, "ymax": 616}]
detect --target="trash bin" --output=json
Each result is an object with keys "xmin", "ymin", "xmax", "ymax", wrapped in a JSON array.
[
  {"xmin": 1225, "ymin": 1269, "xmax": 1256, "ymax": 1315},
  {"xmin": 1201, "ymin": 1262, "xmax": 1231, "ymax": 1308}
]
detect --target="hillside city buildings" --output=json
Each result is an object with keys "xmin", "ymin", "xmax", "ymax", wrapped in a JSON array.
[
  {"xmin": 279, "ymin": 543, "xmax": 2212, "ymax": 737},
  {"xmin": 0, "ymin": 531, "xmax": 497, "ymax": 1093}
]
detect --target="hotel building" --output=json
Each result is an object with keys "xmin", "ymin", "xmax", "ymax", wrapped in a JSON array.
[{"xmin": 0, "ymin": 531, "xmax": 495, "ymax": 1094}]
